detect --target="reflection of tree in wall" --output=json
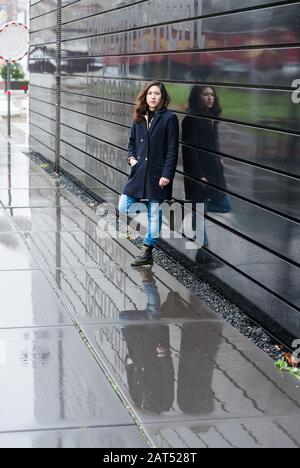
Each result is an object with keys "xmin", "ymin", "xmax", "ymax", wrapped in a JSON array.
[{"xmin": 1, "ymin": 63, "xmax": 25, "ymax": 80}]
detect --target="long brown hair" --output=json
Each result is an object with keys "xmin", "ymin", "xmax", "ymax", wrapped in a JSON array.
[
  {"xmin": 188, "ymin": 86, "xmax": 222, "ymax": 117},
  {"xmin": 134, "ymin": 81, "xmax": 170, "ymax": 122}
]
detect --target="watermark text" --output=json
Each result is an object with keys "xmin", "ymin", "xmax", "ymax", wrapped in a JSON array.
[{"xmin": 292, "ymin": 79, "xmax": 300, "ymax": 104}]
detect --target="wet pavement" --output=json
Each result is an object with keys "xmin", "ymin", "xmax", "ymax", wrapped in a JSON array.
[{"xmin": 0, "ymin": 141, "xmax": 299, "ymax": 448}]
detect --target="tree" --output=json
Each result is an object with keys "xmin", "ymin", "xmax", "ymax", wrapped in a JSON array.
[{"xmin": 1, "ymin": 63, "xmax": 25, "ymax": 80}]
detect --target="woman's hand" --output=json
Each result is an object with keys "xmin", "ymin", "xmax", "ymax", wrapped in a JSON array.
[
  {"xmin": 159, "ymin": 177, "xmax": 170, "ymax": 188},
  {"xmin": 130, "ymin": 158, "xmax": 138, "ymax": 167}
]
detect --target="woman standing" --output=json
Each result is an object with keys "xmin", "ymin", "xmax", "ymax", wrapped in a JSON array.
[{"xmin": 119, "ymin": 81, "xmax": 179, "ymax": 267}]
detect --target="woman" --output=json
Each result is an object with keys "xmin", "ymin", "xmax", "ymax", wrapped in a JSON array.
[{"xmin": 119, "ymin": 81, "xmax": 179, "ymax": 267}]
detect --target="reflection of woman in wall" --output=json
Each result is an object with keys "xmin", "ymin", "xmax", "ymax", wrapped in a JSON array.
[
  {"xmin": 182, "ymin": 86, "xmax": 230, "ymax": 246},
  {"xmin": 119, "ymin": 81, "xmax": 179, "ymax": 267}
]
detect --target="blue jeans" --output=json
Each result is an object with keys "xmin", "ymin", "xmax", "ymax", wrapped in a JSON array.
[{"xmin": 118, "ymin": 195, "xmax": 163, "ymax": 247}]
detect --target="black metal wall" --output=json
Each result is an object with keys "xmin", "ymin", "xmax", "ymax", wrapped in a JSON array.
[{"xmin": 29, "ymin": 0, "xmax": 300, "ymax": 343}]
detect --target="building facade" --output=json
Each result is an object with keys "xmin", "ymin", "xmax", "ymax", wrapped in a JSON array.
[
  {"xmin": 0, "ymin": 0, "xmax": 29, "ymax": 25},
  {"xmin": 29, "ymin": 0, "xmax": 300, "ymax": 344}
]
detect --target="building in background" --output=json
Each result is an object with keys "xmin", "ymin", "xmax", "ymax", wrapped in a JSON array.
[
  {"xmin": 28, "ymin": 0, "xmax": 300, "ymax": 346},
  {"xmin": 0, "ymin": 0, "xmax": 29, "ymax": 25},
  {"xmin": 0, "ymin": 1, "xmax": 11, "ymax": 26}
]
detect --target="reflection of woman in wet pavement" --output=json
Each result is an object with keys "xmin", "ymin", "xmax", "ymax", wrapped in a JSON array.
[
  {"xmin": 120, "ymin": 269, "xmax": 175, "ymax": 414},
  {"xmin": 120, "ymin": 269, "xmax": 218, "ymax": 416},
  {"xmin": 182, "ymin": 86, "xmax": 231, "ymax": 248}
]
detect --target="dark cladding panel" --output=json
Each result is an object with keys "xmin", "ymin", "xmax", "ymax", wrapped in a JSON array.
[
  {"xmin": 60, "ymin": 157, "xmax": 121, "ymax": 204},
  {"xmin": 61, "ymin": 4, "xmax": 300, "ymax": 51},
  {"xmin": 30, "ymin": 111, "xmax": 56, "ymax": 136},
  {"xmin": 30, "ymin": 85, "xmax": 57, "ymax": 105},
  {"xmin": 181, "ymin": 118, "xmax": 300, "ymax": 178},
  {"xmin": 29, "ymin": 70, "xmax": 56, "ymax": 88},
  {"xmin": 30, "ymin": 137, "xmax": 56, "ymax": 164},
  {"xmin": 30, "ymin": 10, "xmax": 57, "ymax": 32},
  {"xmin": 30, "ymin": 124, "xmax": 56, "ymax": 151},
  {"xmin": 60, "ymin": 89, "xmax": 300, "ymax": 177},
  {"xmin": 31, "ymin": 0, "xmax": 57, "ymax": 19},
  {"xmin": 177, "ymin": 152, "xmax": 300, "ymax": 221},
  {"xmin": 61, "ymin": 129, "xmax": 129, "ymax": 173},
  {"xmin": 176, "ymin": 244, "xmax": 300, "ymax": 341},
  {"xmin": 61, "ymin": 0, "xmax": 292, "ymax": 25},
  {"xmin": 30, "ymin": 98, "xmax": 57, "ymax": 120},
  {"xmin": 62, "ymin": 53, "xmax": 300, "ymax": 136},
  {"xmin": 60, "ymin": 139, "xmax": 127, "ymax": 193},
  {"xmin": 31, "ymin": 28, "xmax": 57, "ymax": 45},
  {"xmin": 62, "ymin": 0, "xmax": 149, "ymax": 24},
  {"xmin": 203, "ymin": 218, "xmax": 300, "ymax": 308},
  {"xmin": 58, "ymin": 47, "xmax": 300, "ymax": 89},
  {"xmin": 61, "ymin": 92, "xmax": 134, "ymax": 127},
  {"xmin": 61, "ymin": 123, "xmax": 87, "ymax": 151},
  {"xmin": 61, "ymin": 108, "xmax": 129, "ymax": 148},
  {"xmin": 59, "ymin": 125, "xmax": 128, "ymax": 178}
]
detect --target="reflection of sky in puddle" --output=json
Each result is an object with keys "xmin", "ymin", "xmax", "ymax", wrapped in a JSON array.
[
  {"xmin": 0, "ymin": 272, "xmax": 34, "ymax": 326},
  {"xmin": 0, "ymin": 331, "xmax": 34, "ymax": 430},
  {"xmin": 0, "ymin": 233, "xmax": 35, "ymax": 269}
]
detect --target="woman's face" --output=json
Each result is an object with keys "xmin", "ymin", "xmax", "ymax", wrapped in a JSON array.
[
  {"xmin": 200, "ymin": 88, "xmax": 215, "ymax": 109},
  {"xmin": 147, "ymin": 86, "xmax": 162, "ymax": 111}
]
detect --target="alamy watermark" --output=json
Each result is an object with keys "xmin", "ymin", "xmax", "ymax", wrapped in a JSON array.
[
  {"xmin": 95, "ymin": 200, "xmax": 206, "ymax": 250},
  {"xmin": 291, "ymin": 79, "xmax": 300, "ymax": 104}
]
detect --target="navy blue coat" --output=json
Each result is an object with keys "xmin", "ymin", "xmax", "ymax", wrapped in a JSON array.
[{"xmin": 122, "ymin": 109, "xmax": 179, "ymax": 201}]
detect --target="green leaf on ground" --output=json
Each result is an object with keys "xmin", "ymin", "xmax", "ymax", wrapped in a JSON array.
[{"xmin": 275, "ymin": 360, "xmax": 300, "ymax": 380}]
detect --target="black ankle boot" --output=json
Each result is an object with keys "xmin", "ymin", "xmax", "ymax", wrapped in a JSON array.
[{"xmin": 131, "ymin": 244, "xmax": 154, "ymax": 267}]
